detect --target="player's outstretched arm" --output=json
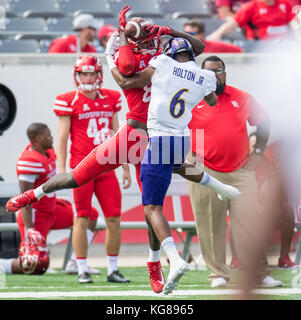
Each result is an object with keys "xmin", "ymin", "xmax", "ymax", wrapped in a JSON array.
[
  {"xmin": 170, "ymin": 29, "xmax": 205, "ymax": 57},
  {"xmin": 111, "ymin": 66, "xmax": 155, "ymax": 90}
]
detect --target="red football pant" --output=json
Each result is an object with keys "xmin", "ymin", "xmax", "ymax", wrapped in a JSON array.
[
  {"xmin": 72, "ymin": 171, "xmax": 121, "ymax": 218},
  {"xmin": 72, "ymin": 123, "xmax": 148, "ymax": 192},
  {"xmin": 17, "ymin": 198, "xmax": 98, "ymax": 241}
]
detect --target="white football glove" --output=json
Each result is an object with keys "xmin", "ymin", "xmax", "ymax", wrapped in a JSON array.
[{"xmin": 105, "ymin": 31, "xmax": 120, "ymax": 57}]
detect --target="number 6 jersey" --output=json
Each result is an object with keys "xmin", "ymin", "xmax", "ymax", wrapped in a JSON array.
[
  {"xmin": 54, "ymin": 89, "xmax": 121, "ymax": 169},
  {"xmin": 147, "ymin": 54, "xmax": 217, "ymax": 138}
]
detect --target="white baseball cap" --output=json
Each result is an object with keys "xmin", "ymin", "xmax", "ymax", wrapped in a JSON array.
[{"xmin": 73, "ymin": 14, "xmax": 97, "ymax": 31}]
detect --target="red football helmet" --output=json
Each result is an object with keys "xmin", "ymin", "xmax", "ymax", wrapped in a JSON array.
[
  {"xmin": 74, "ymin": 55, "xmax": 103, "ymax": 92},
  {"xmin": 127, "ymin": 17, "xmax": 161, "ymax": 55},
  {"xmin": 18, "ymin": 241, "xmax": 49, "ymax": 275}
]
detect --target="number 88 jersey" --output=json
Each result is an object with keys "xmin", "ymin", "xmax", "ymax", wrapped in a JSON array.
[
  {"xmin": 147, "ymin": 54, "xmax": 217, "ymax": 138},
  {"xmin": 53, "ymin": 88, "xmax": 121, "ymax": 169}
]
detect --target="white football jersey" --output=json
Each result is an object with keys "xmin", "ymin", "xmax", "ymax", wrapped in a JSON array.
[{"xmin": 147, "ymin": 54, "xmax": 216, "ymax": 137}]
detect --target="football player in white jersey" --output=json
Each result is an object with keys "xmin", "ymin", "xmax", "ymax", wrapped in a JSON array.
[{"xmin": 111, "ymin": 37, "xmax": 241, "ymax": 295}]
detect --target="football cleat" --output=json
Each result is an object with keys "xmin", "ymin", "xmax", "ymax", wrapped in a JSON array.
[
  {"xmin": 6, "ymin": 190, "xmax": 38, "ymax": 213},
  {"xmin": 147, "ymin": 261, "xmax": 166, "ymax": 293},
  {"xmin": 163, "ymin": 258, "xmax": 189, "ymax": 295},
  {"xmin": 218, "ymin": 185, "xmax": 241, "ymax": 200},
  {"xmin": 257, "ymin": 276, "xmax": 283, "ymax": 288},
  {"xmin": 278, "ymin": 255, "xmax": 297, "ymax": 269},
  {"xmin": 107, "ymin": 270, "xmax": 130, "ymax": 283},
  {"xmin": 78, "ymin": 272, "xmax": 93, "ymax": 284}
]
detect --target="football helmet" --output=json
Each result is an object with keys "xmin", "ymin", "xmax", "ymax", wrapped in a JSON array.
[
  {"xmin": 74, "ymin": 55, "xmax": 103, "ymax": 92},
  {"xmin": 162, "ymin": 37, "xmax": 195, "ymax": 61},
  {"xmin": 18, "ymin": 241, "xmax": 49, "ymax": 275},
  {"xmin": 127, "ymin": 17, "xmax": 161, "ymax": 55}
]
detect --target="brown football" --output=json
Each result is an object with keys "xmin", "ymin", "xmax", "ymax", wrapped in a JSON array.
[{"xmin": 124, "ymin": 18, "xmax": 144, "ymax": 40}]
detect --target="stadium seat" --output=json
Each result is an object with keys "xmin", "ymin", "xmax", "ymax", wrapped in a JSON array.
[
  {"xmin": 201, "ymin": 18, "xmax": 225, "ymax": 37},
  {"xmin": 47, "ymin": 17, "xmax": 73, "ymax": 32},
  {"xmin": 9, "ymin": 0, "xmax": 64, "ymax": 18},
  {"xmin": 98, "ymin": 17, "xmax": 119, "ymax": 28},
  {"xmin": 110, "ymin": 0, "xmax": 164, "ymax": 18},
  {"xmin": 0, "ymin": 39, "xmax": 40, "ymax": 53},
  {"xmin": 59, "ymin": 0, "xmax": 114, "ymax": 18},
  {"xmin": 0, "ymin": 0, "xmax": 16, "ymax": 17},
  {"xmin": 159, "ymin": 0, "xmax": 212, "ymax": 18},
  {"xmin": 1, "ymin": 17, "xmax": 52, "ymax": 40},
  {"xmin": 150, "ymin": 18, "xmax": 188, "ymax": 31}
]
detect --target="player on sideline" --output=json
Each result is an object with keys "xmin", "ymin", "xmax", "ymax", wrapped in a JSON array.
[
  {"xmin": 0, "ymin": 123, "xmax": 98, "ymax": 275},
  {"xmin": 109, "ymin": 37, "xmax": 241, "ymax": 294},
  {"xmin": 54, "ymin": 55, "xmax": 131, "ymax": 284},
  {"xmin": 5, "ymin": 7, "xmax": 240, "ymax": 293}
]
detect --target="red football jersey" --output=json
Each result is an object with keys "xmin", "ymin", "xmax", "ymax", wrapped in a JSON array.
[
  {"xmin": 48, "ymin": 35, "xmax": 97, "ymax": 53},
  {"xmin": 54, "ymin": 88, "xmax": 121, "ymax": 168},
  {"xmin": 16, "ymin": 145, "xmax": 57, "ymax": 213},
  {"xmin": 114, "ymin": 49, "xmax": 161, "ymax": 124},
  {"xmin": 234, "ymin": 0, "xmax": 295, "ymax": 40}
]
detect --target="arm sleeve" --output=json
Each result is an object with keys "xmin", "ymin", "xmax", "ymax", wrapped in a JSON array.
[
  {"xmin": 17, "ymin": 158, "xmax": 46, "ymax": 176},
  {"xmin": 53, "ymin": 94, "xmax": 73, "ymax": 116},
  {"xmin": 116, "ymin": 45, "xmax": 137, "ymax": 76}
]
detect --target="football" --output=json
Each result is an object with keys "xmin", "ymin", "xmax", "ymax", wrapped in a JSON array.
[{"xmin": 124, "ymin": 17, "xmax": 150, "ymax": 40}]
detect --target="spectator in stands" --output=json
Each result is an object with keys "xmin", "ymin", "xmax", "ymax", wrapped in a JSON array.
[
  {"xmin": 0, "ymin": 123, "xmax": 98, "ymax": 275},
  {"xmin": 216, "ymin": 0, "xmax": 250, "ymax": 20},
  {"xmin": 49, "ymin": 14, "xmax": 97, "ymax": 53},
  {"xmin": 187, "ymin": 55, "xmax": 283, "ymax": 290},
  {"xmin": 207, "ymin": 0, "xmax": 296, "ymax": 41},
  {"xmin": 98, "ymin": 24, "xmax": 117, "ymax": 52},
  {"xmin": 183, "ymin": 19, "xmax": 243, "ymax": 52}
]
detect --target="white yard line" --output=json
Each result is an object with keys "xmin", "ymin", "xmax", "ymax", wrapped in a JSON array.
[{"xmin": 0, "ymin": 288, "xmax": 300, "ymax": 299}]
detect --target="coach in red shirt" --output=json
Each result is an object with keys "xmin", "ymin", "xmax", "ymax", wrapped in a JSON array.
[
  {"xmin": 187, "ymin": 55, "xmax": 283, "ymax": 290},
  {"xmin": 49, "ymin": 14, "xmax": 97, "ymax": 53},
  {"xmin": 208, "ymin": 0, "xmax": 296, "ymax": 40},
  {"xmin": 184, "ymin": 19, "xmax": 243, "ymax": 52}
]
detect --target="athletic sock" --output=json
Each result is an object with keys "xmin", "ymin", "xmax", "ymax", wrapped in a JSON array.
[
  {"xmin": 148, "ymin": 248, "xmax": 161, "ymax": 262},
  {"xmin": 76, "ymin": 257, "xmax": 89, "ymax": 274},
  {"xmin": 107, "ymin": 255, "xmax": 118, "ymax": 276},
  {"xmin": 161, "ymin": 237, "xmax": 180, "ymax": 264},
  {"xmin": 0, "ymin": 258, "xmax": 13, "ymax": 274},
  {"xmin": 33, "ymin": 185, "xmax": 46, "ymax": 200}
]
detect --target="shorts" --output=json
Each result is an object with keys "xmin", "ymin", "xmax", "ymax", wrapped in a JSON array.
[
  {"xmin": 72, "ymin": 171, "xmax": 121, "ymax": 218},
  {"xmin": 72, "ymin": 123, "xmax": 148, "ymax": 192},
  {"xmin": 141, "ymin": 135, "xmax": 190, "ymax": 205}
]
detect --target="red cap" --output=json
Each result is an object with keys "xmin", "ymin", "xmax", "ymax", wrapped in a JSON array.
[{"xmin": 98, "ymin": 24, "xmax": 117, "ymax": 40}]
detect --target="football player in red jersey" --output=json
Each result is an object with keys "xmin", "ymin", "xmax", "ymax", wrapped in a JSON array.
[
  {"xmin": 54, "ymin": 55, "xmax": 131, "ymax": 284},
  {"xmin": 0, "ymin": 123, "xmax": 98, "ymax": 275},
  {"xmin": 6, "ymin": 6, "xmax": 225, "ymax": 292}
]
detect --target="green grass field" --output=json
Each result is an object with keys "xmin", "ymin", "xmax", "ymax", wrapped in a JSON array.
[{"xmin": 0, "ymin": 266, "xmax": 301, "ymax": 300}]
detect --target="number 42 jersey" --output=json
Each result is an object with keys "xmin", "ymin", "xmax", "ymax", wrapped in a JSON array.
[
  {"xmin": 53, "ymin": 89, "xmax": 121, "ymax": 169},
  {"xmin": 147, "ymin": 54, "xmax": 217, "ymax": 137}
]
